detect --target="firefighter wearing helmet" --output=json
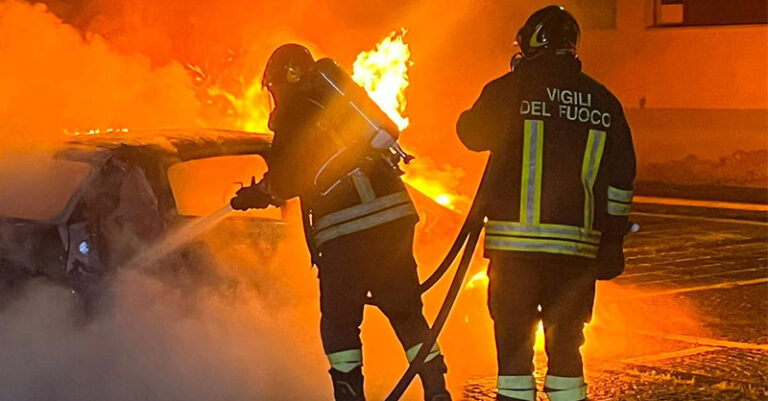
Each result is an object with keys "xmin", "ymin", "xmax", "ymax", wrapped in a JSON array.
[
  {"xmin": 457, "ymin": 6, "xmax": 636, "ymax": 401},
  {"xmin": 231, "ymin": 44, "xmax": 452, "ymax": 401}
]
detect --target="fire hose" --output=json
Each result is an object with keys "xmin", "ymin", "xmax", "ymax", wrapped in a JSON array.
[
  {"xmin": 381, "ymin": 157, "xmax": 493, "ymax": 401},
  {"xmin": 382, "ymin": 156, "xmax": 639, "ymax": 400}
]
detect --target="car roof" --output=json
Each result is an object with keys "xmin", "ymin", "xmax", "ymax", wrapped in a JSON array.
[{"xmin": 56, "ymin": 128, "xmax": 272, "ymax": 164}]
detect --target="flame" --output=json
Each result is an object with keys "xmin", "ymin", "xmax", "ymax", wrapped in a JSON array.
[
  {"xmin": 350, "ymin": 30, "xmax": 465, "ymax": 211},
  {"xmin": 190, "ymin": 59, "xmax": 272, "ymax": 134},
  {"xmin": 352, "ymin": 29, "xmax": 412, "ymax": 131},
  {"xmin": 204, "ymin": 77, "xmax": 271, "ymax": 133},
  {"xmin": 401, "ymin": 157, "xmax": 469, "ymax": 212},
  {"xmin": 535, "ymin": 321, "xmax": 545, "ymax": 352},
  {"xmin": 64, "ymin": 128, "xmax": 130, "ymax": 136},
  {"xmin": 191, "ymin": 30, "xmax": 465, "ymax": 212},
  {"xmin": 465, "ymin": 271, "xmax": 489, "ymax": 290}
]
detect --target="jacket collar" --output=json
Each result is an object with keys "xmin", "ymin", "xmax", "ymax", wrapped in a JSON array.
[{"xmin": 514, "ymin": 53, "xmax": 582, "ymax": 77}]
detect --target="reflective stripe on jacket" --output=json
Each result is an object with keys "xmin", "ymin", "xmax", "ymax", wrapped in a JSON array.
[
  {"xmin": 313, "ymin": 188, "xmax": 416, "ymax": 248},
  {"xmin": 457, "ymin": 54, "xmax": 636, "ymax": 259}
]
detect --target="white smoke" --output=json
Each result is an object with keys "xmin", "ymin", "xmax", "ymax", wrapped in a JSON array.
[{"xmin": 0, "ymin": 241, "xmax": 328, "ymax": 401}]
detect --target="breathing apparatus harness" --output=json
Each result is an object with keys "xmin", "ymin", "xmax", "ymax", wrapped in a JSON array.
[
  {"xmin": 298, "ymin": 56, "xmax": 493, "ymax": 401},
  {"xmin": 303, "ymin": 59, "xmax": 414, "ymax": 196},
  {"xmin": 295, "ymin": 59, "xmax": 492, "ymax": 400},
  {"xmin": 259, "ymin": 44, "xmax": 491, "ymax": 401}
]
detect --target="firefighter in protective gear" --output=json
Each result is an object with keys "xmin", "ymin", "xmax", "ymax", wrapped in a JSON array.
[
  {"xmin": 231, "ymin": 44, "xmax": 452, "ymax": 401},
  {"xmin": 456, "ymin": 6, "xmax": 636, "ymax": 401}
]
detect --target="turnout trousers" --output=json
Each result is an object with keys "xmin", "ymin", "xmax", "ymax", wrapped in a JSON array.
[
  {"xmin": 316, "ymin": 218, "xmax": 447, "ymax": 399},
  {"xmin": 488, "ymin": 252, "xmax": 595, "ymax": 401}
]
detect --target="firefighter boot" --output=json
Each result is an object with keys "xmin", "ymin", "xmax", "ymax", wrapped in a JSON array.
[
  {"xmin": 330, "ymin": 367, "xmax": 365, "ymax": 401},
  {"xmin": 419, "ymin": 355, "xmax": 451, "ymax": 401}
]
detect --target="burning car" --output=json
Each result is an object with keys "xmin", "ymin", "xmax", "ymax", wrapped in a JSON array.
[{"xmin": 0, "ymin": 129, "xmax": 287, "ymax": 308}]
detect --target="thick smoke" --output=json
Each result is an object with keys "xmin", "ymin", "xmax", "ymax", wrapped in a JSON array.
[
  {"xmin": 0, "ymin": 5, "xmax": 327, "ymax": 398},
  {"xmin": 0, "ymin": 230, "xmax": 328, "ymax": 401},
  {"xmin": 0, "ymin": 1, "xmax": 200, "ymax": 154}
]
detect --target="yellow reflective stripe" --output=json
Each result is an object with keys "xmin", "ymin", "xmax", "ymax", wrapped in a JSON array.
[
  {"xmin": 498, "ymin": 375, "xmax": 536, "ymax": 390},
  {"xmin": 314, "ymin": 203, "xmax": 416, "ymax": 247},
  {"xmin": 350, "ymin": 169, "xmax": 376, "ymax": 203},
  {"xmin": 545, "ymin": 375, "xmax": 585, "ymax": 390},
  {"xmin": 532, "ymin": 121, "xmax": 544, "ymax": 224},
  {"xmin": 405, "ymin": 342, "xmax": 441, "ymax": 363},
  {"xmin": 580, "ymin": 130, "xmax": 606, "ymax": 232},
  {"xmin": 486, "ymin": 221, "xmax": 601, "ymax": 244},
  {"xmin": 485, "ymin": 236, "xmax": 598, "ymax": 258},
  {"xmin": 493, "ymin": 122, "xmax": 606, "ymax": 259},
  {"xmin": 546, "ymin": 387, "xmax": 587, "ymax": 401},
  {"xmin": 519, "ymin": 121, "xmax": 532, "ymax": 224},
  {"xmin": 520, "ymin": 120, "xmax": 543, "ymax": 225},
  {"xmin": 545, "ymin": 375, "xmax": 587, "ymax": 401},
  {"xmin": 327, "ymin": 349, "xmax": 362, "ymax": 373},
  {"xmin": 314, "ymin": 191, "xmax": 411, "ymax": 231},
  {"xmin": 498, "ymin": 389, "xmax": 535, "ymax": 401},
  {"xmin": 607, "ymin": 201, "xmax": 631, "ymax": 216},
  {"xmin": 608, "ymin": 186, "xmax": 633, "ymax": 203}
]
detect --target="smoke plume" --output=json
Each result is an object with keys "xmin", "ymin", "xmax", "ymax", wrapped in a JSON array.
[{"xmin": 0, "ymin": 232, "xmax": 327, "ymax": 401}]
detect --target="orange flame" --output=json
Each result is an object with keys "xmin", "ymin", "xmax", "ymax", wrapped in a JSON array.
[
  {"xmin": 351, "ymin": 30, "xmax": 468, "ymax": 211},
  {"xmin": 188, "ymin": 30, "xmax": 466, "ymax": 212},
  {"xmin": 352, "ymin": 29, "xmax": 411, "ymax": 131}
]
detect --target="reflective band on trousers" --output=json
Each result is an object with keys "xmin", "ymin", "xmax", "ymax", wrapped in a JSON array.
[
  {"xmin": 497, "ymin": 375, "xmax": 536, "ymax": 401},
  {"xmin": 327, "ymin": 349, "xmax": 362, "ymax": 373},
  {"xmin": 607, "ymin": 200, "xmax": 631, "ymax": 216},
  {"xmin": 545, "ymin": 376, "xmax": 586, "ymax": 401},
  {"xmin": 485, "ymin": 221, "xmax": 601, "ymax": 245},
  {"xmin": 314, "ymin": 202, "xmax": 416, "ymax": 247},
  {"xmin": 405, "ymin": 342, "xmax": 441, "ymax": 363},
  {"xmin": 608, "ymin": 186, "xmax": 633, "ymax": 203}
]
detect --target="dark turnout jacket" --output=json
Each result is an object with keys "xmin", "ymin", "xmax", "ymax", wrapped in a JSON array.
[
  {"xmin": 264, "ymin": 58, "xmax": 417, "ymax": 250},
  {"xmin": 457, "ymin": 55, "xmax": 636, "ymax": 259}
]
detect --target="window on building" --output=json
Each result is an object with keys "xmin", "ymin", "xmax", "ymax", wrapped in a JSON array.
[{"xmin": 655, "ymin": 0, "xmax": 768, "ymax": 27}]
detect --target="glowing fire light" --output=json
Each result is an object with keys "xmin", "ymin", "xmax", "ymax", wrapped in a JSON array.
[
  {"xmin": 193, "ymin": 31, "xmax": 464, "ymax": 212},
  {"xmin": 352, "ymin": 29, "xmax": 412, "ymax": 131},
  {"xmin": 64, "ymin": 128, "xmax": 129, "ymax": 136},
  {"xmin": 435, "ymin": 194, "xmax": 452, "ymax": 207},
  {"xmin": 465, "ymin": 271, "xmax": 489, "ymax": 290},
  {"xmin": 351, "ymin": 30, "xmax": 465, "ymax": 211},
  {"xmin": 535, "ymin": 321, "xmax": 545, "ymax": 352}
]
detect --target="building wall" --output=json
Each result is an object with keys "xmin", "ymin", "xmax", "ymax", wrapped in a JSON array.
[{"xmin": 574, "ymin": 0, "xmax": 768, "ymax": 169}]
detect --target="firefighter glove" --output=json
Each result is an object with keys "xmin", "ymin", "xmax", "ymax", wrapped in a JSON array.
[
  {"xmin": 230, "ymin": 183, "xmax": 273, "ymax": 211},
  {"xmin": 596, "ymin": 233, "xmax": 625, "ymax": 280}
]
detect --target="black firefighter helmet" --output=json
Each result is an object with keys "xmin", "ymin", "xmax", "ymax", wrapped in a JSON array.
[
  {"xmin": 516, "ymin": 5, "xmax": 580, "ymax": 59},
  {"xmin": 262, "ymin": 43, "xmax": 315, "ymax": 93}
]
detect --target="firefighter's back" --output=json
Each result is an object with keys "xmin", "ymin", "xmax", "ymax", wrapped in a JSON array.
[{"xmin": 460, "ymin": 54, "xmax": 633, "ymax": 261}]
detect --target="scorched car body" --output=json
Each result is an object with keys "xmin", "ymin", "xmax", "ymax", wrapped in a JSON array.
[{"xmin": 0, "ymin": 129, "xmax": 282, "ymax": 307}]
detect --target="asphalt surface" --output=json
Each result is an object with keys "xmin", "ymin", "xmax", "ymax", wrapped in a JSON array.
[{"xmin": 461, "ymin": 202, "xmax": 768, "ymax": 401}]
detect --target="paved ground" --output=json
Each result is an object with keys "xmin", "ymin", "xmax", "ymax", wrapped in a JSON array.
[{"xmin": 461, "ymin": 202, "xmax": 768, "ymax": 400}]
